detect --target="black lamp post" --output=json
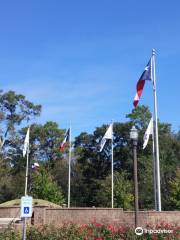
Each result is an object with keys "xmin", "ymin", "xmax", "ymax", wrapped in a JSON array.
[{"xmin": 130, "ymin": 126, "xmax": 139, "ymax": 228}]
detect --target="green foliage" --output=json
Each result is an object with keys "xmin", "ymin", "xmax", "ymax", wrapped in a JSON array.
[
  {"xmin": 31, "ymin": 168, "xmax": 64, "ymax": 205},
  {"xmin": 0, "ymin": 157, "xmax": 14, "ymax": 202},
  {"xmin": 0, "ymin": 90, "xmax": 41, "ymax": 145},
  {"xmin": 0, "ymin": 120, "xmax": 66, "ymax": 203},
  {"xmin": 0, "ymin": 90, "xmax": 42, "ymax": 202},
  {"xmin": 137, "ymin": 155, "xmax": 154, "ymax": 209},
  {"xmin": 126, "ymin": 105, "xmax": 152, "ymax": 129},
  {"xmin": 27, "ymin": 121, "xmax": 65, "ymax": 162},
  {"xmin": 0, "ymin": 227, "xmax": 21, "ymax": 240},
  {"xmin": 94, "ymin": 171, "xmax": 133, "ymax": 209},
  {"xmin": 27, "ymin": 225, "xmax": 82, "ymax": 240},
  {"xmin": 0, "ymin": 223, "xmax": 179, "ymax": 240},
  {"xmin": 114, "ymin": 171, "xmax": 134, "ymax": 209},
  {"xmin": 158, "ymin": 131, "xmax": 180, "ymax": 210},
  {"xmin": 73, "ymin": 105, "xmax": 180, "ymax": 209},
  {"xmin": 169, "ymin": 168, "xmax": 180, "ymax": 209},
  {"xmin": 0, "ymin": 88, "xmax": 179, "ymax": 211},
  {"xmin": 73, "ymin": 122, "xmax": 133, "ymax": 207}
]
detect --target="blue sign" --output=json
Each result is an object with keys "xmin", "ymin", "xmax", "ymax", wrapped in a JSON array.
[{"xmin": 24, "ymin": 207, "xmax": 29, "ymax": 214}]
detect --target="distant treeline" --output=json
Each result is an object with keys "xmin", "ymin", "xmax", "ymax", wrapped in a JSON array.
[{"xmin": 0, "ymin": 90, "xmax": 180, "ymax": 210}]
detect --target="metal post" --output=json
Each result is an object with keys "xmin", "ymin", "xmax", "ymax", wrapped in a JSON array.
[
  {"xmin": 22, "ymin": 218, "xmax": 27, "ymax": 240},
  {"xmin": 152, "ymin": 49, "xmax": 161, "ymax": 211},
  {"xmin": 24, "ymin": 149, "xmax": 29, "ymax": 196},
  {"xmin": 23, "ymin": 135, "xmax": 29, "ymax": 240},
  {"xmin": 111, "ymin": 123, "xmax": 114, "ymax": 208},
  {"xmin": 68, "ymin": 126, "xmax": 71, "ymax": 208},
  {"xmin": 133, "ymin": 140, "xmax": 139, "ymax": 228},
  {"xmin": 152, "ymin": 120, "xmax": 157, "ymax": 210}
]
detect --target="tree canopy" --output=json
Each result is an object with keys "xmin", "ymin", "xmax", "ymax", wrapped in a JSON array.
[{"xmin": 0, "ymin": 89, "xmax": 179, "ymax": 210}]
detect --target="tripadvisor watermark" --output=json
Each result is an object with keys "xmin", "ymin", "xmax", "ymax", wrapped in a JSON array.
[{"xmin": 135, "ymin": 227, "xmax": 173, "ymax": 236}]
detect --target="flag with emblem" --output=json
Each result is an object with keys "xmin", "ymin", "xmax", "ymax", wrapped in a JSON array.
[
  {"xmin": 60, "ymin": 128, "xmax": 70, "ymax": 151},
  {"xmin": 133, "ymin": 58, "xmax": 152, "ymax": 107}
]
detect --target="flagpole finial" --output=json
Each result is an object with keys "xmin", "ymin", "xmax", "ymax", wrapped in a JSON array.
[{"xmin": 152, "ymin": 49, "xmax": 156, "ymax": 55}]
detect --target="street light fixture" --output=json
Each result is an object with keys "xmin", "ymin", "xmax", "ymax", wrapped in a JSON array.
[
  {"xmin": 130, "ymin": 125, "xmax": 139, "ymax": 228},
  {"xmin": 130, "ymin": 126, "xmax": 138, "ymax": 142}
]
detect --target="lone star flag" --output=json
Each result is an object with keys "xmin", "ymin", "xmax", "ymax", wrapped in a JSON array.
[
  {"xmin": 23, "ymin": 127, "xmax": 30, "ymax": 157},
  {"xmin": 143, "ymin": 117, "xmax": 153, "ymax": 149},
  {"xmin": 60, "ymin": 128, "xmax": 70, "ymax": 151},
  {"xmin": 133, "ymin": 58, "xmax": 152, "ymax": 107},
  {"xmin": 99, "ymin": 124, "xmax": 113, "ymax": 152}
]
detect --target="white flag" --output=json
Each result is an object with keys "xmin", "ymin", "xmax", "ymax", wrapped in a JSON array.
[
  {"xmin": 0, "ymin": 128, "xmax": 9, "ymax": 149},
  {"xmin": 143, "ymin": 118, "xmax": 153, "ymax": 149},
  {"xmin": 100, "ymin": 123, "xmax": 113, "ymax": 152},
  {"xmin": 23, "ymin": 127, "xmax": 30, "ymax": 157},
  {"xmin": 0, "ymin": 136, "xmax": 3, "ymax": 149}
]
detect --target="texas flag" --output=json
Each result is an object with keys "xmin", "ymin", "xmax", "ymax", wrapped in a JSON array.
[
  {"xmin": 133, "ymin": 58, "xmax": 152, "ymax": 107},
  {"xmin": 60, "ymin": 129, "xmax": 70, "ymax": 152}
]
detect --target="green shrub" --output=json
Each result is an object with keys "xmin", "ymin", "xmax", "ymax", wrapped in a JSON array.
[
  {"xmin": 0, "ymin": 222, "xmax": 179, "ymax": 240},
  {"xmin": 0, "ymin": 227, "xmax": 21, "ymax": 240}
]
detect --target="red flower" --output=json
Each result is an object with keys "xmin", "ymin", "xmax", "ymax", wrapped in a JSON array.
[
  {"xmin": 94, "ymin": 223, "xmax": 102, "ymax": 228},
  {"xmin": 107, "ymin": 224, "xmax": 115, "ymax": 234},
  {"xmin": 118, "ymin": 225, "xmax": 126, "ymax": 234}
]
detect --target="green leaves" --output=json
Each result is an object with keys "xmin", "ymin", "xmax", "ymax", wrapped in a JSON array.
[
  {"xmin": 0, "ymin": 90, "xmax": 41, "ymax": 126},
  {"xmin": 126, "ymin": 105, "xmax": 152, "ymax": 129},
  {"xmin": 32, "ymin": 167, "xmax": 64, "ymax": 205},
  {"xmin": 169, "ymin": 168, "xmax": 180, "ymax": 209},
  {"xmin": 94, "ymin": 171, "xmax": 133, "ymax": 209},
  {"xmin": 0, "ymin": 89, "xmax": 179, "ymax": 211}
]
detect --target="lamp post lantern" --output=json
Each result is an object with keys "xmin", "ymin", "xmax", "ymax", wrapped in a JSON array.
[{"xmin": 130, "ymin": 126, "xmax": 139, "ymax": 228}]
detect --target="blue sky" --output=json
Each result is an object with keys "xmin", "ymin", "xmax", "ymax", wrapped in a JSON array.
[{"xmin": 0, "ymin": 0, "xmax": 179, "ymax": 137}]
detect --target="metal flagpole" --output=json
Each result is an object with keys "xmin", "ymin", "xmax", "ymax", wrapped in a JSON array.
[
  {"xmin": 152, "ymin": 120, "xmax": 157, "ymax": 210},
  {"xmin": 152, "ymin": 49, "xmax": 161, "ymax": 211},
  {"xmin": 22, "ymin": 130, "xmax": 30, "ymax": 240},
  {"xmin": 111, "ymin": 122, "xmax": 114, "ymax": 208},
  {"xmin": 151, "ymin": 57, "xmax": 158, "ymax": 211},
  {"xmin": 24, "ymin": 146, "xmax": 29, "ymax": 196},
  {"xmin": 68, "ymin": 125, "xmax": 71, "ymax": 208}
]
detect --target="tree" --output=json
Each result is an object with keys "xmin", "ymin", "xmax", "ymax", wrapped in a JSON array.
[
  {"xmin": 0, "ymin": 90, "xmax": 41, "ymax": 146},
  {"xmin": 0, "ymin": 156, "xmax": 15, "ymax": 202},
  {"xmin": 169, "ymin": 168, "xmax": 180, "ymax": 209},
  {"xmin": 158, "ymin": 128, "xmax": 180, "ymax": 210},
  {"xmin": 94, "ymin": 171, "xmax": 133, "ymax": 209},
  {"xmin": 0, "ymin": 89, "xmax": 179, "ymax": 211},
  {"xmin": 73, "ymin": 105, "xmax": 180, "ymax": 209},
  {"xmin": 31, "ymin": 167, "xmax": 64, "ymax": 205},
  {"xmin": 126, "ymin": 105, "xmax": 151, "ymax": 129},
  {"xmin": 0, "ymin": 90, "xmax": 42, "ymax": 202},
  {"xmin": 73, "ymin": 122, "xmax": 134, "ymax": 207}
]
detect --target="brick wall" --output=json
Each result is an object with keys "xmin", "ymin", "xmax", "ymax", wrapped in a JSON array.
[
  {"xmin": 45, "ymin": 208, "xmax": 125, "ymax": 225},
  {"xmin": 0, "ymin": 206, "xmax": 180, "ymax": 227},
  {"xmin": 0, "ymin": 206, "xmax": 20, "ymax": 218},
  {"xmin": 43, "ymin": 208, "xmax": 180, "ymax": 227}
]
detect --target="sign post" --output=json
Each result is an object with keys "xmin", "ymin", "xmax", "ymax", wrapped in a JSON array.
[{"xmin": 21, "ymin": 196, "xmax": 33, "ymax": 240}]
